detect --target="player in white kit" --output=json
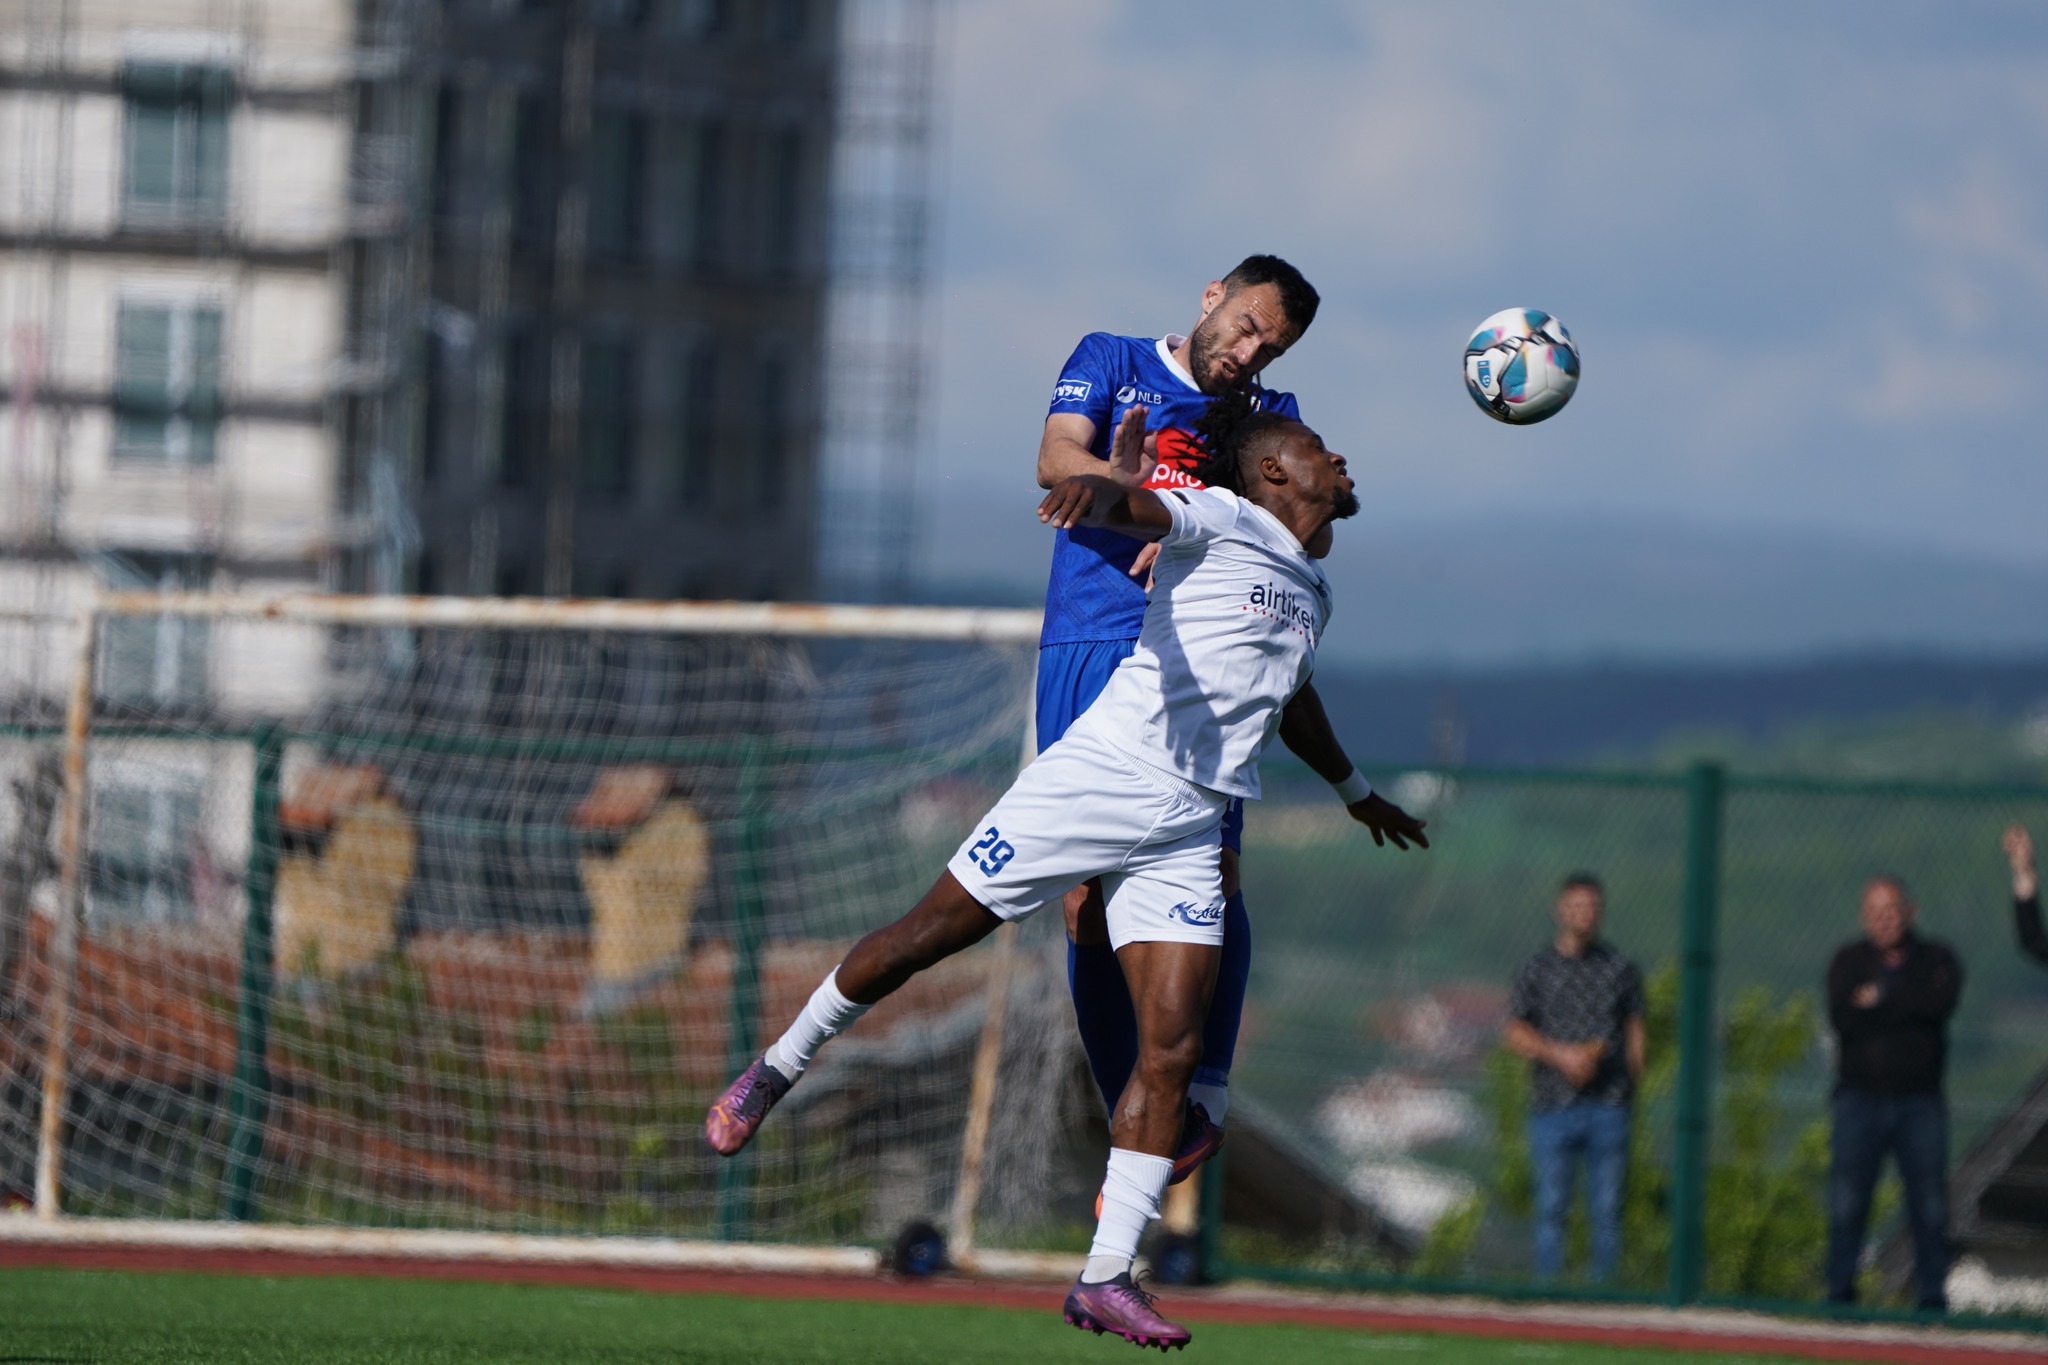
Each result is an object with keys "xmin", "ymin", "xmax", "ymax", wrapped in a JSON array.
[{"xmin": 706, "ymin": 393, "xmax": 1426, "ymax": 1349}]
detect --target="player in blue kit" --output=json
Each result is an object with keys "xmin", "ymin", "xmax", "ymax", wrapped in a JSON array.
[{"xmin": 1035, "ymin": 255, "xmax": 1331, "ymax": 1181}]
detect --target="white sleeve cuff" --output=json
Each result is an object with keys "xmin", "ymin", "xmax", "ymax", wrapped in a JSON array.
[{"xmin": 1332, "ymin": 769, "xmax": 1373, "ymax": 805}]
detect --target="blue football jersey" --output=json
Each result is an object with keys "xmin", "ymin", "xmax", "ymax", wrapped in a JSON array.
[{"xmin": 1039, "ymin": 332, "xmax": 1302, "ymax": 646}]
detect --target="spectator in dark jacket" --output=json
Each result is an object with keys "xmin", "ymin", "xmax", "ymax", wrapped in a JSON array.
[
  {"xmin": 1824, "ymin": 875, "xmax": 1964, "ymax": 1313},
  {"xmin": 2002, "ymin": 825, "xmax": 2047, "ymax": 967}
]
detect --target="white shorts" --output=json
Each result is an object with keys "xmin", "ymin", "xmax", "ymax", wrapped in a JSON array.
[{"xmin": 945, "ymin": 717, "xmax": 1228, "ymax": 950}]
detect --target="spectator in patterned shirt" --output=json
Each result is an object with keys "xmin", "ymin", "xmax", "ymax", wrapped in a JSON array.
[{"xmin": 1503, "ymin": 872, "xmax": 1647, "ymax": 1284}]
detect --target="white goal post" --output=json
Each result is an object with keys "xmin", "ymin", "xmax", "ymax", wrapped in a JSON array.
[{"xmin": 1, "ymin": 591, "xmax": 1072, "ymax": 1269}]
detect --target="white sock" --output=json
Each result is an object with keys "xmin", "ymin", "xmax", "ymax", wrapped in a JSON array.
[
  {"xmin": 1187, "ymin": 1080, "xmax": 1229, "ymax": 1127},
  {"xmin": 765, "ymin": 969, "xmax": 870, "ymax": 1082},
  {"xmin": 1083, "ymin": 1148, "xmax": 1172, "ymax": 1283}
]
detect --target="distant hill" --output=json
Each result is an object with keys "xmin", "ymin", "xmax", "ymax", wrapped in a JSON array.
[
  {"xmin": 912, "ymin": 511, "xmax": 2048, "ymax": 665},
  {"xmin": 1327, "ymin": 515, "xmax": 2048, "ymax": 667},
  {"xmin": 1307, "ymin": 654, "xmax": 2048, "ymax": 767},
  {"xmin": 908, "ymin": 512, "xmax": 2048, "ymax": 766}
]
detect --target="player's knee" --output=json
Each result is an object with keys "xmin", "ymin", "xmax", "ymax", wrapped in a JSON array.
[
  {"xmin": 885, "ymin": 889, "xmax": 998, "ymax": 972},
  {"xmin": 1137, "ymin": 1027, "xmax": 1203, "ymax": 1087}
]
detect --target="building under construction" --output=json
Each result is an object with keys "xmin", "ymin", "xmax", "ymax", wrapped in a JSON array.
[{"xmin": 0, "ymin": 0, "xmax": 938, "ymax": 683}]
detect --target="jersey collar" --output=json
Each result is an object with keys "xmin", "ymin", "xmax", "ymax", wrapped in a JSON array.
[
  {"xmin": 1156, "ymin": 336, "xmax": 1202, "ymax": 393},
  {"xmin": 1241, "ymin": 497, "xmax": 1308, "ymax": 555}
]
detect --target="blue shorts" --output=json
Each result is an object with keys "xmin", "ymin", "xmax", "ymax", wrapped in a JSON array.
[{"xmin": 1036, "ymin": 640, "xmax": 1244, "ymax": 851}]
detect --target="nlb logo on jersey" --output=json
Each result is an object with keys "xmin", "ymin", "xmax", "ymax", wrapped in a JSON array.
[
  {"xmin": 1116, "ymin": 384, "xmax": 1166, "ymax": 406},
  {"xmin": 1053, "ymin": 379, "xmax": 1092, "ymax": 404},
  {"xmin": 1170, "ymin": 899, "xmax": 1224, "ymax": 927}
]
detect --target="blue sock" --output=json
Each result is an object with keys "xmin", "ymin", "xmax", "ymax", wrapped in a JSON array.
[
  {"xmin": 1195, "ymin": 891, "xmax": 1251, "ymax": 1096},
  {"xmin": 1067, "ymin": 934, "xmax": 1140, "ymax": 1116}
]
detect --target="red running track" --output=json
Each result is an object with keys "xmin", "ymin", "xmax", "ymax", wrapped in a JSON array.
[{"xmin": 2, "ymin": 1243, "xmax": 2040, "ymax": 1365}]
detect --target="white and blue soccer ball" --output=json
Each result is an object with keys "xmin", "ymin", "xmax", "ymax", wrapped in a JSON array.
[{"xmin": 1462, "ymin": 308, "xmax": 1580, "ymax": 424}]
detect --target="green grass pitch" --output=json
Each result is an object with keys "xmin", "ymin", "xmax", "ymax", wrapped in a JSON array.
[{"xmin": 3, "ymin": 1266, "xmax": 1858, "ymax": 1364}]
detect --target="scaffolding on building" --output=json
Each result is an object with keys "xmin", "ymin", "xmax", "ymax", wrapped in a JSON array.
[
  {"xmin": 0, "ymin": 0, "xmax": 432, "ymax": 627},
  {"xmin": 1, "ymin": 0, "xmax": 940, "ymax": 622},
  {"xmin": 818, "ymin": 0, "xmax": 941, "ymax": 603}
]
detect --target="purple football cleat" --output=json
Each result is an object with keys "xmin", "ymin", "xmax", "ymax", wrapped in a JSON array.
[
  {"xmin": 1094, "ymin": 1103, "xmax": 1226, "ymax": 1220},
  {"xmin": 1063, "ymin": 1272, "xmax": 1191, "ymax": 1351},
  {"xmin": 705, "ymin": 1057, "xmax": 791, "ymax": 1156},
  {"xmin": 1169, "ymin": 1102, "xmax": 1223, "ymax": 1186}
]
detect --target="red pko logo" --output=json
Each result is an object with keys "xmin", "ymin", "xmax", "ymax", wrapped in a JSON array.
[{"xmin": 1143, "ymin": 427, "xmax": 1206, "ymax": 491}]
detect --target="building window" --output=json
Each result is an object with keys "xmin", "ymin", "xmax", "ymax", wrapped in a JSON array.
[
  {"xmin": 692, "ymin": 121, "xmax": 724, "ymax": 273},
  {"xmin": 431, "ymin": 82, "xmax": 464, "ymax": 231},
  {"xmin": 99, "ymin": 551, "xmax": 212, "ymax": 709},
  {"xmin": 122, "ymin": 62, "xmax": 231, "ymax": 224},
  {"xmin": 675, "ymin": 339, "xmax": 716, "ymax": 505},
  {"xmin": 766, "ymin": 0, "xmax": 806, "ymax": 48},
  {"xmin": 499, "ymin": 326, "xmax": 548, "ymax": 490},
  {"xmin": 592, "ymin": 0, "xmax": 651, "ymax": 26},
  {"xmin": 763, "ymin": 128, "xmax": 802, "ymax": 278},
  {"xmin": 586, "ymin": 110, "xmax": 646, "ymax": 265},
  {"xmin": 668, "ymin": 0, "xmax": 728, "ymax": 38},
  {"xmin": 755, "ymin": 350, "xmax": 787, "ymax": 511},
  {"xmin": 579, "ymin": 334, "xmax": 637, "ymax": 500},
  {"xmin": 113, "ymin": 300, "xmax": 223, "ymax": 465},
  {"xmin": 511, "ymin": 94, "xmax": 558, "ymax": 259},
  {"xmin": 91, "ymin": 774, "xmax": 203, "ymax": 925},
  {"xmin": 655, "ymin": 117, "xmax": 723, "ymax": 273}
]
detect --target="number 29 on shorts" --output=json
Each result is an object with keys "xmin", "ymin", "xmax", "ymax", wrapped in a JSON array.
[{"xmin": 968, "ymin": 827, "xmax": 1016, "ymax": 876}]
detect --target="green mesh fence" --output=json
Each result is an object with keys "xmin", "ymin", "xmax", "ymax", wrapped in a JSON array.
[
  {"xmin": 6, "ymin": 627, "xmax": 2048, "ymax": 1324},
  {"xmin": 1220, "ymin": 761, "xmax": 2048, "ymax": 1321}
]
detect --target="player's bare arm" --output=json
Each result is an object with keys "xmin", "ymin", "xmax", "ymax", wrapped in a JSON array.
[
  {"xmin": 1040, "ymin": 404, "xmax": 1158, "ymax": 492},
  {"xmin": 1277, "ymin": 682, "xmax": 1429, "ymax": 850},
  {"xmin": 1036, "ymin": 412, "xmax": 1103, "ymax": 489},
  {"xmin": 1039, "ymin": 407, "xmax": 1169, "ymax": 532}
]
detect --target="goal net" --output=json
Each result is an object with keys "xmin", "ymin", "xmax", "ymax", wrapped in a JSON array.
[{"xmin": 0, "ymin": 593, "xmax": 1084, "ymax": 1249}]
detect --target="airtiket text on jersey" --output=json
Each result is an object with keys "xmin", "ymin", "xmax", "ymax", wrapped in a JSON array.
[{"xmin": 1245, "ymin": 581, "xmax": 1319, "ymax": 641}]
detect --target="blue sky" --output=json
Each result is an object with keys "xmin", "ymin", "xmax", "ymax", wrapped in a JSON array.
[{"xmin": 909, "ymin": 1, "xmax": 2048, "ymax": 663}]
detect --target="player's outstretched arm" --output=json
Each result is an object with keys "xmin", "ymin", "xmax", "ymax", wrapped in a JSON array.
[
  {"xmin": 1038, "ymin": 402, "xmax": 1158, "ymax": 491},
  {"xmin": 1038, "ymin": 475, "xmax": 1170, "ymax": 538},
  {"xmin": 1042, "ymin": 402, "xmax": 1170, "ymax": 532},
  {"xmin": 1279, "ymin": 681, "xmax": 1429, "ymax": 851}
]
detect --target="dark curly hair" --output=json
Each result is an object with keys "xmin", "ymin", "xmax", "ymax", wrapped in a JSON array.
[{"xmin": 1189, "ymin": 385, "xmax": 1300, "ymax": 495}]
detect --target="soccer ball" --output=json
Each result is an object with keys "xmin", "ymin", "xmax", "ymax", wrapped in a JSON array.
[{"xmin": 1463, "ymin": 308, "xmax": 1580, "ymax": 424}]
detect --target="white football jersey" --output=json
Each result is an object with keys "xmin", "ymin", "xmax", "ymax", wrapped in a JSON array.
[{"xmin": 1070, "ymin": 484, "xmax": 1332, "ymax": 800}]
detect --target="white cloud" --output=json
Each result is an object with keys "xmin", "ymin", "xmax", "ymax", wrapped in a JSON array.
[{"xmin": 917, "ymin": 0, "xmax": 2048, "ymax": 644}]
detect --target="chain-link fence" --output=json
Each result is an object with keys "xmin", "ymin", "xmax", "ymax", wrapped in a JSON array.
[
  {"xmin": 5, "ymin": 600, "xmax": 2046, "ymax": 1322},
  {"xmin": 1220, "ymin": 761, "xmax": 2048, "ymax": 1318}
]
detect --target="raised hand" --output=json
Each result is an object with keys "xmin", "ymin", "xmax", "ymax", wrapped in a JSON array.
[
  {"xmin": 2006, "ymin": 823, "xmax": 2037, "ymax": 900},
  {"xmin": 1347, "ymin": 792, "xmax": 1429, "ymax": 850},
  {"xmin": 1127, "ymin": 541, "xmax": 1162, "ymax": 583},
  {"xmin": 1107, "ymin": 405, "xmax": 1158, "ymax": 488}
]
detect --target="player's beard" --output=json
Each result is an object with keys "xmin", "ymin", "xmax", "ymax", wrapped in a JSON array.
[
  {"xmin": 1333, "ymin": 488, "xmax": 1361, "ymax": 519},
  {"xmin": 1185, "ymin": 314, "xmax": 1237, "ymax": 394}
]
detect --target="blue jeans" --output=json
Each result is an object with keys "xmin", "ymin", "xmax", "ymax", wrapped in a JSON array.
[
  {"xmin": 1529, "ymin": 1100, "xmax": 1630, "ymax": 1282},
  {"xmin": 1826, "ymin": 1090, "xmax": 1949, "ymax": 1310}
]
